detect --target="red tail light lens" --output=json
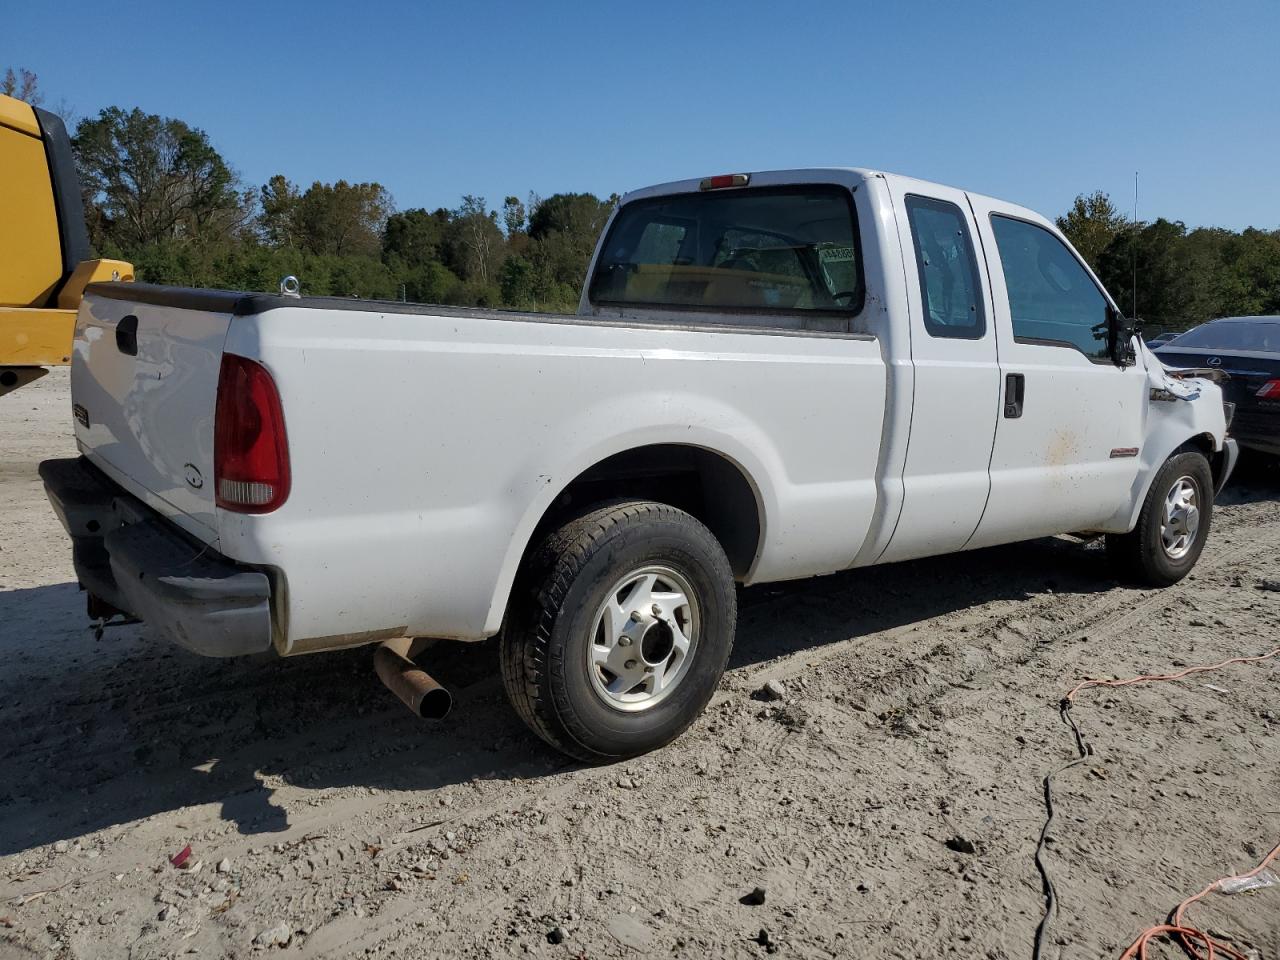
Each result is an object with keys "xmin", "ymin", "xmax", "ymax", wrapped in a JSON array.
[
  {"xmin": 1256, "ymin": 379, "xmax": 1280, "ymax": 399},
  {"xmin": 699, "ymin": 173, "xmax": 750, "ymax": 191},
  {"xmin": 214, "ymin": 354, "xmax": 290, "ymax": 513}
]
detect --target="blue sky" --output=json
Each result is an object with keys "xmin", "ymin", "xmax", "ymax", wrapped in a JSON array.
[{"xmin": 6, "ymin": 0, "xmax": 1278, "ymax": 230}]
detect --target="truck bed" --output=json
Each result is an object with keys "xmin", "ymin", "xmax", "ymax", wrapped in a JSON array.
[
  {"xmin": 71, "ymin": 282, "xmax": 887, "ymax": 653},
  {"xmin": 84, "ymin": 282, "xmax": 868, "ymax": 339}
]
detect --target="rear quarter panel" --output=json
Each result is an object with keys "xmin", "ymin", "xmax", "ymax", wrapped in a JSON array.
[{"xmin": 220, "ymin": 310, "xmax": 886, "ymax": 650}]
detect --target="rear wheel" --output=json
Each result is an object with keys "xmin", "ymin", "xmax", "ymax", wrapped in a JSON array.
[
  {"xmin": 500, "ymin": 500, "xmax": 736, "ymax": 762},
  {"xmin": 1107, "ymin": 449, "xmax": 1213, "ymax": 586}
]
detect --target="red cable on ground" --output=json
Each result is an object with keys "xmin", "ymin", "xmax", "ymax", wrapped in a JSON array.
[
  {"xmin": 1061, "ymin": 647, "xmax": 1280, "ymax": 960},
  {"xmin": 1118, "ymin": 837, "xmax": 1280, "ymax": 960},
  {"xmin": 1064, "ymin": 646, "xmax": 1280, "ymax": 707}
]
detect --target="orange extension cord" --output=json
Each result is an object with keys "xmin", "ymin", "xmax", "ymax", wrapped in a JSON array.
[
  {"xmin": 1119, "ymin": 837, "xmax": 1280, "ymax": 960},
  {"xmin": 1034, "ymin": 647, "xmax": 1280, "ymax": 960}
]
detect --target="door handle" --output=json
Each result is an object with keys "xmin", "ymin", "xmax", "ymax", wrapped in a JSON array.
[
  {"xmin": 1004, "ymin": 373, "xmax": 1025, "ymax": 418},
  {"xmin": 115, "ymin": 314, "xmax": 138, "ymax": 356}
]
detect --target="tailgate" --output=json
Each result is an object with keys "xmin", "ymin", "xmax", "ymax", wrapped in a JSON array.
[{"xmin": 71, "ymin": 288, "xmax": 234, "ymax": 543}]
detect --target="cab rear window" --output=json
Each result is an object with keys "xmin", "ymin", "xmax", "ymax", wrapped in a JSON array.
[{"xmin": 588, "ymin": 186, "xmax": 863, "ymax": 321}]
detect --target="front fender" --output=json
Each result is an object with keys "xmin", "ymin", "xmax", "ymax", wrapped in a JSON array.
[{"xmin": 1103, "ymin": 340, "xmax": 1230, "ymax": 533}]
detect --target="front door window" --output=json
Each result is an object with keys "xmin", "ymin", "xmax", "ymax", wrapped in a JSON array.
[{"xmin": 990, "ymin": 216, "xmax": 1110, "ymax": 362}]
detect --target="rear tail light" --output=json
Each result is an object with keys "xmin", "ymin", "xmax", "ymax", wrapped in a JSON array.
[
  {"xmin": 214, "ymin": 354, "xmax": 290, "ymax": 513},
  {"xmin": 1256, "ymin": 379, "xmax": 1280, "ymax": 399}
]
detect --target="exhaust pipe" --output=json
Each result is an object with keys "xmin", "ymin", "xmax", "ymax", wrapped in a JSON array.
[{"xmin": 374, "ymin": 637, "xmax": 453, "ymax": 720}]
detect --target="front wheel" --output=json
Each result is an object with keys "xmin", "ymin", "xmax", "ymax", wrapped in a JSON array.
[
  {"xmin": 1106, "ymin": 449, "xmax": 1214, "ymax": 586},
  {"xmin": 501, "ymin": 500, "xmax": 737, "ymax": 762}
]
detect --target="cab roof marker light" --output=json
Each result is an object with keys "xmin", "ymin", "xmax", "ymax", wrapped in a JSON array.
[{"xmin": 700, "ymin": 174, "xmax": 750, "ymax": 191}]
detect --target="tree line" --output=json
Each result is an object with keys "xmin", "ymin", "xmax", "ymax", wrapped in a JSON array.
[
  {"xmin": 69, "ymin": 105, "xmax": 614, "ymax": 313},
  {"xmin": 1056, "ymin": 193, "xmax": 1280, "ymax": 335},
  {"xmin": 7, "ymin": 68, "xmax": 1280, "ymax": 325}
]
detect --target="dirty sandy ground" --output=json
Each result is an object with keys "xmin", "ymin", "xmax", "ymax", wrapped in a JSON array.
[{"xmin": 2, "ymin": 368, "xmax": 1279, "ymax": 960}]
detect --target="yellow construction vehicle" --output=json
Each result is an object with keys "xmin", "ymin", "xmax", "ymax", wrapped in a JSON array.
[{"xmin": 0, "ymin": 93, "xmax": 132, "ymax": 397}]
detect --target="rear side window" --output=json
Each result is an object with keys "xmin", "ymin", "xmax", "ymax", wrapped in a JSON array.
[
  {"xmin": 588, "ymin": 186, "xmax": 863, "ymax": 322},
  {"xmin": 1170, "ymin": 321, "xmax": 1279, "ymax": 352},
  {"xmin": 904, "ymin": 195, "xmax": 985, "ymax": 339},
  {"xmin": 990, "ymin": 216, "xmax": 1110, "ymax": 361}
]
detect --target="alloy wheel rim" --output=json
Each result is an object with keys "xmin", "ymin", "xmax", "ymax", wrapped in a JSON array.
[
  {"xmin": 586, "ymin": 565, "xmax": 700, "ymax": 712},
  {"xmin": 1160, "ymin": 475, "xmax": 1200, "ymax": 560}
]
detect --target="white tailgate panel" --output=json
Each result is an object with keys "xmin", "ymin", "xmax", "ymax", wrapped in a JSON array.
[{"xmin": 71, "ymin": 294, "xmax": 230, "ymax": 542}]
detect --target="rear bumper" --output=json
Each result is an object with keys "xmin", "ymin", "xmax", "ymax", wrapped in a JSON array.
[
  {"xmin": 1228, "ymin": 404, "xmax": 1280, "ymax": 457},
  {"xmin": 39, "ymin": 457, "xmax": 274, "ymax": 657},
  {"xmin": 1232, "ymin": 432, "xmax": 1280, "ymax": 457},
  {"xmin": 1237, "ymin": 438, "xmax": 1280, "ymax": 457}
]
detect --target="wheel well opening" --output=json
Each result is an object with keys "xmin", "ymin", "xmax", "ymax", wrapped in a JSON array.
[
  {"xmin": 531, "ymin": 445, "xmax": 762, "ymax": 579},
  {"xmin": 1182, "ymin": 433, "xmax": 1227, "ymax": 488},
  {"xmin": 1184, "ymin": 433, "xmax": 1214, "ymax": 455}
]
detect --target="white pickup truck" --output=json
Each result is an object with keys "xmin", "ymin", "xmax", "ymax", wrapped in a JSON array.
[{"xmin": 42, "ymin": 168, "xmax": 1237, "ymax": 761}]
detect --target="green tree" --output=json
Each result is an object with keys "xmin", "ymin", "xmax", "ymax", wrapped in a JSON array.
[
  {"xmin": 259, "ymin": 174, "xmax": 301, "ymax": 246},
  {"xmin": 509, "ymin": 192, "xmax": 616, "ymax": 310},
  {"xmin": 397, "ymin": 261, "xmax": 461, "ymax": 304},
  {"xmin": 1096, "ymin": 218, "xmax": 1216, "ymax": 331},
  {"xmin": 323, "ymin": 252, "xmax": 398, "ymax": 298},
  {"xmin": 500, "ymin": 255, "xmax": 536, "ymax": 309},
  {"xmin": 289, "ymin": 179, "xmax": 394, "ymax": 257},
  {"xmin": 381, "ymin": 207, "xmax": 460, "ymax": 304},
  {"xmin": 444, "ymin": 195, "xmax": 503, "ymax": 286},
  {"xmin": 73, "ymin": 107, "xmax": 252, "ymax": 250},
  {"xmin": 1057, "ymin": 193, "xmax": 1280, "ymax": 334},
  {"xmin": 527, "ymin": 192, "xmax": 613, "ymax": 243},
  {"xmin": 383, "ymin": 207, "xmax": 451, "ymax": 266},
  {"xmin": 1056, "ymin": 191, "xmax": 1127, "ymax": 269},
  {"xmin": 502, "ymin": 196, "xmax": 526, "ymax": 237},
  {"xmin": 502, "ymin": 195, "xmax": 530, "ymax": 258},
  {"xmin": 1214, "ymin": 227, "xmax": 1280, "ymax": 317},
  {"xmin": 126, "ymin": 238, "xmax": 398, "ymax": 299}
]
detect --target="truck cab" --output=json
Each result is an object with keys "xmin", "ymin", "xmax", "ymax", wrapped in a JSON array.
[{"xmin": 582, "ymin": 169, "xmax": 1234, "ymax": 562}]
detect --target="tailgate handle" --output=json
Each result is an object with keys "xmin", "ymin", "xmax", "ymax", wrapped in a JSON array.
[{"xmin": 115, "ymin": 314, "xmax": 139, "ymax": 356}]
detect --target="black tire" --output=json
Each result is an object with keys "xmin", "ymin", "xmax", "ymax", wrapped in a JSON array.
[
  {"xmin": 1106, "ymin": 449, "xmax": 1214, "ymax": 586},
  {"xmin": 500, "ymin": 500, "xmax": 736, "ymax": 763}
]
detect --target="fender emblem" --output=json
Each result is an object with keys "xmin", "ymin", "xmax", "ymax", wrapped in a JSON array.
[
  {"xmin": 1109, "ymin": 447, "xmax": 1139, "ymax": 459},
  {"xmin": 184, "ymin": 463, "xmax": 204, "ymax": 489}
]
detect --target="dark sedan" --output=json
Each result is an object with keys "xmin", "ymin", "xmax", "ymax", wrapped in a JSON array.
[{"xmin": 1154, "ymin": 316, "xmax": 1280, "ymax": 456}]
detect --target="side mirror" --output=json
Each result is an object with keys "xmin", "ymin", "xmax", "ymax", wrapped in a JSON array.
[{"xmin": 1107, "ymin": 305, "xmax": 1137, "ymax": 365}]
